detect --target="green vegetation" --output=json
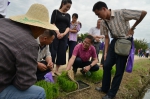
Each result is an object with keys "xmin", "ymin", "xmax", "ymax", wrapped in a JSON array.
[
  {"xmin": 111, "ymin": 66, "xmax": 116, "ymax": 75},
  {"xmin": 134, "ymin": 39, "xmax": 148, "ymax": 54},
  {"xmin": 88, "ymin": 69, "xmax": 103, "ymax": 82},
  {"xmin": 57, "ymin": 71, "xmax": 78, "ymax": 92},
  {"xmin": 35, "ymin": 80, "xmax": 59, "ymax": 99}
]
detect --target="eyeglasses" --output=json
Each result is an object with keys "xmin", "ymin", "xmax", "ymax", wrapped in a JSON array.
[{"xmin": 83, "ymin": 40, "xmax": 90, "ymax": 46}]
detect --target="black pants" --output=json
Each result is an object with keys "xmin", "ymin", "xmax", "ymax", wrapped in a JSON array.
[
  {"xmin": 50, "ymin": 34, "xmax": 68, "ymax": 65},
  {"xmin": 0, "ymin": 14, "xmax": 4, "ymax": 18},
  {"xmin": 72, "ymin": 57, "xmax": 99, "ymax": 73},
  {"xmin": 102, "ymin": 39, "xmax": 129, "ymax": 97},
  {"xmin": 68, "ymin": 40, "xmax": 77, "ymax": 60},
  {"xmin": 36, "ymin": 61, "xmax": 50, "ymax": 81}
]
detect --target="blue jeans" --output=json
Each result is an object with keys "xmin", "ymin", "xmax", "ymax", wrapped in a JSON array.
[{"xmin": 0, "ymin": 85, "xmax": 46, "ymax": 99}]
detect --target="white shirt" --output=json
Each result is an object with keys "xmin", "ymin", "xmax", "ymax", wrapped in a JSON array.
[
  {"xmin": 0, "ymin": 0, "xmax": 8, "ymax": 16},
  {"xmin": 88, "ymin": 27, "xmax": 100, "ymax": 36},
  {"xmin": 36, "ymin": 37, "xmax": 51, "ymax": 61},
  {"xmin": 146, "ymin": 50, "xmax": 149, "ymax": 54}
]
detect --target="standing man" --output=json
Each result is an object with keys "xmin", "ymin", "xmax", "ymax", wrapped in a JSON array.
[
  {"xmin": 88, "ymin": 19, "xmax": 104, "ymax": 59},
  {"xmin": 0, "ymin": 3, "xmax": 58, "ymax": 99},
  {"xmin": 0, "ymin": 0, "xmax": 9, "ymax": 18},
  {"xmin": 93, "ymin": 1, "xmax": 147, "ymax": 99}
]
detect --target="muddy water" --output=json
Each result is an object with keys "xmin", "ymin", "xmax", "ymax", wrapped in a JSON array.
[{"xmin": 142, "ymin": 85, "xmax": 150, "ymax": 99}]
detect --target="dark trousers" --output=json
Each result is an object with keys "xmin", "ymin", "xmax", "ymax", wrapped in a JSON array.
[
  {"xmin": 72, "ymin": 57, "xmax": 99, "ymax": 73},
  {"xmin": 36, "ymin": 61, "xmax": 50, "ymax": 81},
  {"xmin": 93, "ymin": 42, "xmax": 101, "ymax": 59},
  {"xmin": 0, "ymin": 14, "xmax": 4, "ymax": 18},
  {"xmin": 102, "ymin": 39, "xmax": 129, "ymax": 97},
  {"xmin": 68, "ymin": 40, "xmax": 77, "ymax": 60},
  {"xmin": 50, "ymin": 34, "xmax": 68, "ymax": 65}
]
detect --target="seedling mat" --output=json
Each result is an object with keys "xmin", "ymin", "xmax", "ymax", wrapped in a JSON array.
[{"xmin": 66, "ymin": 80, "xmax": 90, "ymax": 95}]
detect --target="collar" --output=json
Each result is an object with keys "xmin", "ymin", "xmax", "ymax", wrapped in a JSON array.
[
  {"xmin": 36, "ymin": 37, "xmax": 46, "ymax": 50},
  {"xmin": 105, "ymin": 9, "xmax": 115, "ymax": 21},
  {"xmin": 36, "ymin": 37, "xmax": 40, "ymax": 45}
]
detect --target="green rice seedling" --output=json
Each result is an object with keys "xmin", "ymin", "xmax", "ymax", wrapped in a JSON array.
[
  {"xmin": 35, "ymin": 80, "xmax": 59, "ymax": 99},
  {"xmin": 88, "ymin": 69, "xmax": 103, "ymax": 82},
  {"xmin": 111, "ymin": 66, "xmax": 116, "ymax": 75},
  {"xmin": 57, "ymin": 71, "xmax": 78, "ymax": 92}
]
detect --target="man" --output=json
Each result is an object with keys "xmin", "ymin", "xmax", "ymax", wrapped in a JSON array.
[
  {"xmin": 36, "ymin": 30, "xmax": 55, "ymax": 81},
  {"xmin": 66, "ymin": 35, "xmax": 99, "ymax": 75},
  {"xmin": 0, "ymin": 3, "xmax": 58, "ymax": 99},
  {"xmin": 0, "ymin": 0, "xmax": 9, "ymax": 18},
  {"xmin": 88, "ymin": 19, "xmax": 104, "ymax": 59},
  {"xmin": 93, "ymin": 1, "xmax": 147, "ymax": 99}
]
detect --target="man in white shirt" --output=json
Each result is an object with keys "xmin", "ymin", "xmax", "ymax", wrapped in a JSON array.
[
  {"xmin": 0, "ymin": 0, "xmax": 9, "ymax": 18},
  {"xmin": 88, "ymin": 19, "xmax": 104, "ymax": 59},
  {"xmin": 36, "ymin": 30, "xmax": 55, "ymax": 80}
]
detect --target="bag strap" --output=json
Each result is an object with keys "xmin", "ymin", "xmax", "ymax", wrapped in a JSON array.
[
  {"xmin": 104, "ymin": 20, "xmax": 114, "ymax": 37},
  {"xmin": 104, "ymin": 20, "xmax": 125, "ymax": 38}
]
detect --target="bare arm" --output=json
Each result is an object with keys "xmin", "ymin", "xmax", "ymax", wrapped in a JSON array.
[
  {"xmin": 66, "ymin": 55, "xmax": 76, "ymax": 71},
  {"xmin": 63, "ymin": 27, "xmax": 70, "ymax": 36},
  {"xmin": 104, "ymin": 35, "xmax": 110, "ymax": 60},
  {"xmin": 131, "ymin": 10, "xmax": 147, "ymax": 30},
  {"xmin": 128, "ymin": 10, "xmax": 147, "ymax": 36}
]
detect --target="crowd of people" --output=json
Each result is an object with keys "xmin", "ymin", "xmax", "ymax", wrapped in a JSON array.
[{"xmin": 0, "ymin": 0, "xmax": 147, "ymax": 99}]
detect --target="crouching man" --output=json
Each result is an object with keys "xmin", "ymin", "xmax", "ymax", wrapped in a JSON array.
[{"xmin": 66, "ymin": 35, "xmax": 99, "ymax": 75}]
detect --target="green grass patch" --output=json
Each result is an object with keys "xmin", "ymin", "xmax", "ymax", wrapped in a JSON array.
[
  {"xmin": 35, "ymin": 80, "xmax": 59, "ymax": 99},
  {"xmin": 87, "ymin": 69, "xmax": 103, "ymax": 83},
  {"xmin": 111, "ymin": 66, "xmax": 116, "ymax": 75},
  {"xmin": 57, "ymin": 71, "xmax": 78, "ymax": 92}
]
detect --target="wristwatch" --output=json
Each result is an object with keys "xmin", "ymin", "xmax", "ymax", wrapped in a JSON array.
[{"xmin": 90, "ymin": 64, "xmax": 92, "ymax": 68}]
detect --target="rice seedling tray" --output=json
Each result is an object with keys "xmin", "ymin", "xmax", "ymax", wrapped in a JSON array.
[{"xmin": 66, "ymin": 80, "xmax": 90, "ymax": 95}]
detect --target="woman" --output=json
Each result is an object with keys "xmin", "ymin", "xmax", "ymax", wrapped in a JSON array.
[
  {"xmin": 50, "ymin": 0, "xmax": 72, "ymax": 75},
  {"xmin": 68, "ymin": 13, "xmax": 80, "ymax": 60}
]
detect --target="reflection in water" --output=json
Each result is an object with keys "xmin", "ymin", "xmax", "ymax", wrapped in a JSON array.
[{"xmin": 143, "ymin": 89, "xmax": 150, "ymax": 99}]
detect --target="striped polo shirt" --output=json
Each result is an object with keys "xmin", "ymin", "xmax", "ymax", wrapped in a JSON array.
[{"xmin": 100, "ymin": 9, "xmax": 142, "ymax": 38}]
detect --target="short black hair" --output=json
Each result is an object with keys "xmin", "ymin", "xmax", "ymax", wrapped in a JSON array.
[
  {"xmin": 85, "ymin": 35, "xmax": 94, "ymax": 44},
  {"xmin": 92, "ymin": 1, "xmax": 108, "ymax": 11},
  {"xmin": 72, "ymin": 13, "xmax": 78, "ymax": 18},
  {"xmin": 41, "ymin": 30, "xmax": 55, "ymax": 38}
]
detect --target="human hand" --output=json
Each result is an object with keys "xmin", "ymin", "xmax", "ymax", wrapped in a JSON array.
[
  {"xmin": 38, "ymin": 63, "xmax": 47, "ymax": 71},
  {"xmin": 83, "ymin": 66, "xmax": 91, "ymax": 72},
  {"xmin": 47, "ymin": 61, "xmax": 53, "ymax": 70},
  {"xmin": 58, "ymin": 33, "xmax": 65, "ymax": 39},
  {"xmin": 104, "ymin": 53, "xmax": 107, "ymax": 61},
  {"xmin": 95, "ymin": 38, "xmax": 100, "ymax": 42},
  {"xmin": 127, "ymin": 29, "xmax": 134, "ymax": 37}
]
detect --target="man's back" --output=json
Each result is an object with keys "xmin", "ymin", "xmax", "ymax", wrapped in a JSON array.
[{"xmin": 0, "ymin": 18, "xmax": 38, "ymax": 92}]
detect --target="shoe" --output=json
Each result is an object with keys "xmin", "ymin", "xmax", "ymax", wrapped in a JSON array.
[
  {"xmin": 80, "ymin": 69, "xmax": 85, "ymax": 75},
  {"xmin": 102, "ymin": 95, "xmax": 114, "ymax": 99},
  {"xmin": 95, "ymin": 87, "xmax": 108, "ymax": 93}
]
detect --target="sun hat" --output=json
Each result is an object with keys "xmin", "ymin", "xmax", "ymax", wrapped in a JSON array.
[{"xmin": 10, "ymin": 3, "xmax": 58, "ymax": 30}]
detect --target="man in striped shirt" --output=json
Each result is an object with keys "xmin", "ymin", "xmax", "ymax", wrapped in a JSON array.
[{"xmin": 93, "ymin": 1, "xmax": 147, "ymax": 99}]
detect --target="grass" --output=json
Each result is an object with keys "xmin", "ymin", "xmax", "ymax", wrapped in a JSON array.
[
  {"xmin": 57, "ymin": 71, "xmax": 78, "ymax": 92},
  {"xmin": 35, "ymin": 59, "xmax": 150, "ymax": 99},
  {"xmin": 35, "ymin": 80, "xmax": 59, "ymax": 99}
]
